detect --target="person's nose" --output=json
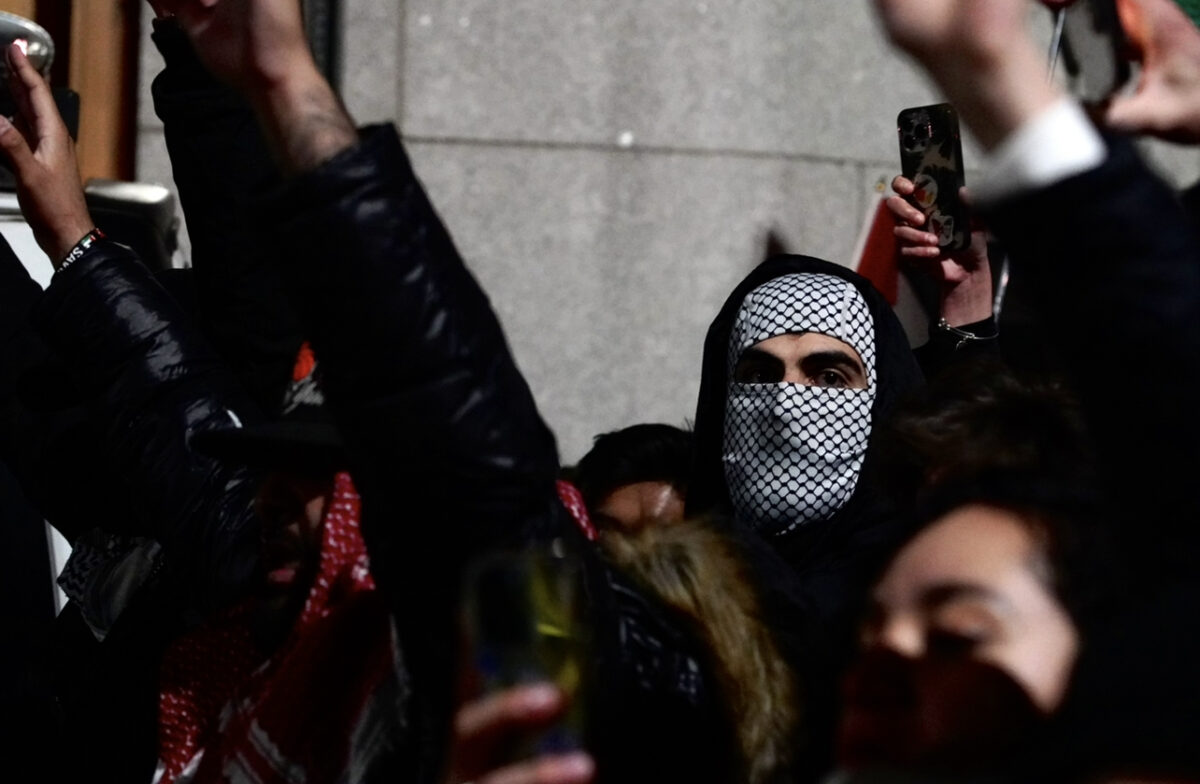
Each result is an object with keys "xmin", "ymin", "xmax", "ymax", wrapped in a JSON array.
[
  {"xmin": 780, "ymin": 365, "xmax": 805, "ymax": 385},
  {"xmin": 875, "ymin": 616, "xmax": 924, "ymax": 659}
]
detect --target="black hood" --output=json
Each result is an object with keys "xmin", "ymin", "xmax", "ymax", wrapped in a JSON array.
[
  {"xmin": 687, "ymin": 254, "xmax": 924, "ymax": 583},
  {"xmin": 684, "ymin": 255, "xmax": 925, "ymax": 778}
]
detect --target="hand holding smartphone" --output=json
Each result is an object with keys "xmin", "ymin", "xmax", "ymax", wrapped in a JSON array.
[
  {"xmin": 897, "ymin": 103, "xmax": 970, "ymax": 253},
  {"xmin": 461, "ymin": 544, "xmax": 589, "ymax": 762}
]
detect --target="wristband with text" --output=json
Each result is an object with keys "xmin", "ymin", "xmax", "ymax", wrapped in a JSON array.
[{"xmin": 58, "ymin": 228, "xmax": 106, "ymax": 274}]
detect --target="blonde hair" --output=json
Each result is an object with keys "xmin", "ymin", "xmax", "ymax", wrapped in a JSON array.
[{"xmin": 600, "ymin": 520, "xmax": 799, "ymax": 784}]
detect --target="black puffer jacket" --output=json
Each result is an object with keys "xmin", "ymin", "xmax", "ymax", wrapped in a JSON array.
[
  {"xmin": 253, "ymin": 125, "xmax": 736, "ymax": 783},
  {"xmin": 9, "ymin": 241, "xmax": 263, "ymax": 782},
  {"xmin": 66, "ymin": 30, "xmax": 727, "ymax": 779},
  {"xmin": 32, "ymin": 246, "xmax": 262, "ymax": 619},
  {"xmin": 150, "ymin": 19, "xmax": 302, "ymax": 414}
]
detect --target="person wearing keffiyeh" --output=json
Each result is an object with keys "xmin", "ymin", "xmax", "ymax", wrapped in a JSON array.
[
  {"xmin": 155, "ymin": 347, "xmax": 411, "ymax": 784},
  {"xmin": 687, "ymin": 255, "xmax": 924, "ymax": 780}
]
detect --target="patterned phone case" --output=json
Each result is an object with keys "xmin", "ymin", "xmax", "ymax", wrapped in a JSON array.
[{"xmin": 897, "ymin": 103, "xmax": 970, "ymax": 253}]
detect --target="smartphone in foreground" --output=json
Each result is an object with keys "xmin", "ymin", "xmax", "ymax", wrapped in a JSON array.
[
  {"xmin": 897, "ymin": 102, "xmax": 971, "ymax": 253},
  {"xmin": 462, "ymin": 544, "xmax": 589, "ymax": 759}
]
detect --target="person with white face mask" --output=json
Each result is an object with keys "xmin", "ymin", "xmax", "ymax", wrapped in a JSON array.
[
  {"xmin": 687, "ymin": 254, "xmax": 925, "ymax": 781},
  {"xmin": 690, "ymin": 255, "xmax": 922, "ymax": 612},
  {"xmin": 723, "ymin": 272, "xmax": 879, "ymax": 536}
]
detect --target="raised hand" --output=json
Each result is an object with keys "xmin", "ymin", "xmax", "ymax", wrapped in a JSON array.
[
  {"xmin": 872, "ymin": 0, "xmax": 1028, "ymax": 69},
  {"xmin": 151, "ymin": 0, "xmax": 313, "ymax": 94},
  {"xmin": 444, "ymin": 684, "xmax": 595, "ymax": 784},
  {"xmin": 888, "ymin": 176, "xmax": 993, "ymax": 326},
  {"xmin": 872, "ymin": 0, "xmax": 1060, "ymax": 150},
  {"xmin": 152, "ymin": 0, "xmax": 357, "ymax": 175},
  {"xmin": 1104, "ymin": 0, "xmax": 1200, "ymax": 143},
  {"xmin": 0, "ymin": 42, "xmax": 93, "ymax": 265}
]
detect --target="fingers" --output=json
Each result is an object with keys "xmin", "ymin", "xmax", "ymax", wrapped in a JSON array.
[
  {"xmin": 478, "ymin": 753, "xmax": 595, "ymax": 784},
  {"xmin": 447, "ymin": 684, "xmax": 573, "ymax": 784},
  {"xmin": 6, "ymin": 43, "xmax": 62, "ymax": 144},
  {"xmin": 887, "ymin": 189, "xmax": 940, "ymax": 258},
  {"xmin": 0, "ymin": 115, "xmax": 35, "ymax": 176},
  {"xmin": 5, "ymin": 46, "xmax": 35, "ymax": 143},
  {"xmin": 0, "ymin": 44, "xmax": 91, "ymax": 261},
  {"xmin": 1104, "ymin": 86, "xmax": 1170, "ymax": 132},
  {"xmin": 1102, "ymin": 89, "xmax": 1200, "ymax": 143},
  {"xmin": 890, "ymin": 174, "xmax": 914, "ymax": 195},
  {"xmin": 885, "ymin": 194, "xmax": 926, "ymax": 227},
  {"xmin": 455, "ymin": 684, "xmax": 564, "ymax": 743},
  {"xmin": 895, "ymin": 224, "xmax": 937, "ymax": 245},
  {"xmin": 898, "ymin": 243, "xmax": 941, "ymax": 259}
]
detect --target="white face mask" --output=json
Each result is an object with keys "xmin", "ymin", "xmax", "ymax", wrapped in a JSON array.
[{"xmin": 723, "ymin": 274, "xmax": 877, "ymax": 536}]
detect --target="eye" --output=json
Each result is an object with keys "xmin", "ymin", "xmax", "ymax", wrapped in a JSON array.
[
  {"xmin": 925, "ymin": 627, "xmax": 987, "ymax": 658},
  {"xmin": 813, "ymin": 369, "xmax": 849, "ymax": 389},
  {"xmin": 742, "ymin": 367, "xmax": 776, "ymax": 384},
  {"xmin": 734, "ymin": 354, "xmax": 784, "ymax": 384}
]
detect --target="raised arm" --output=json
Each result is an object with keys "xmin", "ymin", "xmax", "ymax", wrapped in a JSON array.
[
  {"xmin": 0, "ymin": 41, "xmax": 263, "ymax": 625},
  {"xmin": 873, "ymin": 0, "xmax": 1060, "ymax": 152},
  {"xmin": 161, "ymin": 2, "xmax": 563, "ymax": 778},
  {"xmin": 874, "ymin": 0, "xmax": 1200, "ymax": 585},
  {"xmin": 160, "ymin": 0, "xmax": 562, "ymax": 568},
  {"xmin": 158, "ymin": 0, "xmax": 357, "ymax": 175},
  {"xmin": 1104, "ymin": 0, "xmax": 1200, "ymax": 143},
  {"xmin": 147, "ymin": 8, "xmax": 303, "ymax": 412}
]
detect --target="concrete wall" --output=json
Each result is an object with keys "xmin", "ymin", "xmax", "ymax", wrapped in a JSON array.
[{"xmin": 135, "ymin": 1, "xmax": 1200, "ymax": 464}]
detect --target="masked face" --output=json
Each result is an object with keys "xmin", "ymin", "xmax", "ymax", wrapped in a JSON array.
[
  {"xmin": 840, "ymin": 504, "xmax": 1079, "ymax": 776},
  {"xmin": 860, "ymin": 504, "xmax": 1079, "ymax": 713},
  {"xmin": 723, "ymin": 273, "xmax": 877, "ymax": 535},
  {"xmin": 838, "ymin": 647, "xmax": 1045, "ymax": 775}
]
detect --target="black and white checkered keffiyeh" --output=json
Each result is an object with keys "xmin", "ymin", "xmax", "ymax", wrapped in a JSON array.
[{"xmin": 723, "ymin": 273, "xmax": 877, "ymax": 536}]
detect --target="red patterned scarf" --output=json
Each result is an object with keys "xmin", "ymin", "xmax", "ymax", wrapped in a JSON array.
[{"xmin": 156, "ymin": 472, "xmax": 406, "ymax": 783}]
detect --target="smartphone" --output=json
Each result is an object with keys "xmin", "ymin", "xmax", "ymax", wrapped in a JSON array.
[
  {"xmin": 1060, "ymin": 0, "xmax": 1132, "ymax": 105},
  {"xmin": 897, "ymin": 103, "xmax": 971, "ymax": 253},
  {"xmin": 462, "ymin": 544, "xmax": 589, "ymax": 759}
]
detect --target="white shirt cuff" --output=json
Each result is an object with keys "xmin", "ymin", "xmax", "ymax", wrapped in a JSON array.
[{"xmin": 972, "ymin": 98, "xmax": 1107, "ymax": 206}]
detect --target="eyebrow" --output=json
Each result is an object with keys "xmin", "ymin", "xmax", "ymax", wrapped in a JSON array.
[
  {"xmin": 736, "ymin": 347, "xmax": 785, "ymax": 368},
  {"xmin": 917, "ymin": 582, "xmax": 1009, "ymax": 614},
  {"xmin": 803, "ymin": 349, "xmax": 866, "ymax": 377}
]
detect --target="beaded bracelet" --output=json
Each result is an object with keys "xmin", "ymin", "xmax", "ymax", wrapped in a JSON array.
[{"xmin": 57, "ymin": 228, "xmax": 105, "ymax": 275}]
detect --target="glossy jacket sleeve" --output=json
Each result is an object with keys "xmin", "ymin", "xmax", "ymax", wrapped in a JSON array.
[
  {"xmin": 258, "ymin": 125, "xmax": 561, "ymax": 575},
  {"xmin": 151, "ymin": 20, "xmax": 303, "ymax": 413},
  {"xmin": 31, "ymin": 243, "xmax": 262, "ymax": 624},
  {"xmin": 258, "ymin": 125, "xmax": 562, "ymax": 780}
]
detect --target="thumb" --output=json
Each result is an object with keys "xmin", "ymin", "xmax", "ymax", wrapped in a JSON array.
[
  {"xmin": 1104, "ymin": 86, "xmax": 1171, "ymax": 133},
  {"xmin": 0, "ymin": 114, "xmax": 35, "ymax": 176}
]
